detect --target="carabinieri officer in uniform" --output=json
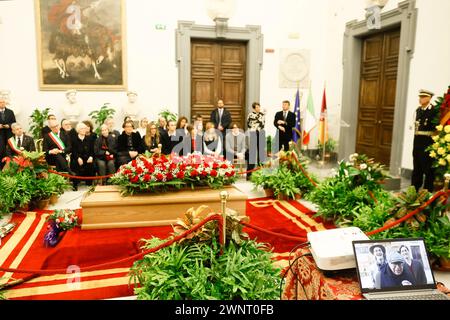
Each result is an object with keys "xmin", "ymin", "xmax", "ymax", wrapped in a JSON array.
[{"xmin": 411, "ymin": 89, "xmax": 437, "ymax": 192}]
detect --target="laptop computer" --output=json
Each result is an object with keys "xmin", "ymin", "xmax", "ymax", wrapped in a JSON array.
[{"xmin": 352, "ymin": 238, "xmax": 449, "ymax": 300}]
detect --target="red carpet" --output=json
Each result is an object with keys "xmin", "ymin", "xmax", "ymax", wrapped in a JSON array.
[{"xmin": 0, "ymin": 198, "xmax": 333, "ymax": 300}]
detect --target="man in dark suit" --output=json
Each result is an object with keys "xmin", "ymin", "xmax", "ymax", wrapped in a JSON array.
[
  {"xmin": 41, "ymin": 114, "xmax": 57, "ymax": 138},
  {"xmin": 210, "ymin": 99, "xmax": 232, "ymax": 155},
  {"xmin": 0, "ymin": 98, "xmax": 16, "ymax": 167},
  {"xmin": 273, "ymin": 100, "xmax": 296, "ymax": 152},
  {"xmin": 5, "ymin": 123, "xmax": 36, "ymax": 157},
  {"xmin": 43, "ymin": 119, "xmax": 71, "ymax": 173}
]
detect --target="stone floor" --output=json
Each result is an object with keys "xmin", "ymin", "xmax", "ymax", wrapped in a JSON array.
[{"xmin": 2, "ymin": 159, "xmax": 447, "ymax": 299}]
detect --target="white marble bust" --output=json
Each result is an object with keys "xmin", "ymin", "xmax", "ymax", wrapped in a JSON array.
[
  {"xmin": 63, "ymin": 89, "xmax": 82, "ymax": 122},
  {"xmin": 0, "ymin": 90, "xmax": 21, "ymax": 116},
  {"xmin": 123, "ymin": 91, "xmax": 140, "ymax": 121}
]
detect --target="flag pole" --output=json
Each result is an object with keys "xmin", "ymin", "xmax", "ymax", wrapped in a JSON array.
[
  {"xmin": 297, "ymin": 83, "xmax": 303, "ymax": 154},
  {"xmin": 318, "ymin": 82, "xmax": 326, "ymax": 166}
]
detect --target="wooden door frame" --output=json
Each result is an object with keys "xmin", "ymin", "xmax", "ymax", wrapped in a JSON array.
[
  {"xmin": 176, "ymin": 21, "xmax": 263, "ymax": 122},
  {"xmin": 339, "ymin": 0, "xmax": 417, "ymax": 176}
]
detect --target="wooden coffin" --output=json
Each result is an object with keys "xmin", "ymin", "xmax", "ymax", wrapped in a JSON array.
[{"xmin": 80, "ymin": 185, "xmax": 248, "ymax": 230}]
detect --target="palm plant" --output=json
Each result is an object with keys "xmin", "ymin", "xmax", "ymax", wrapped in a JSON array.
[
  {"xmin": 88, "ymin": 103, "xmax": 116, "ymax": 135},
  {"xmin": 29, "ymin": 108, "xmax": 51, "ymax": 140}
]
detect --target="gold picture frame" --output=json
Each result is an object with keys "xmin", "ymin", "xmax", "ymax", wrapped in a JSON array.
[{"xmin": 35, "ymin": 0, "xmax": 127, "ymax": 91}]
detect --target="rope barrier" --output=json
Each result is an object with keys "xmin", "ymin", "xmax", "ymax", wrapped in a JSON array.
[
  {"xmin": 240, "ymin": 221, "xmax": 307, "ymax": 242},
  {"xmin": 0, "ymin": 214, "xmax": 223, "ymax": 276},
  {"xmin": 48, "ymin": 170, "xmax": 114, "ymax": 180},
  {"xmin": 290, "ymin": 153, "xmax": 318, "ymax": 187}
]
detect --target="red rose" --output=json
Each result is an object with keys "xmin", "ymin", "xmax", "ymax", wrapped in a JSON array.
[
  {"xmin": 148, "ymin": 166, "xmax": 155, "ymax": 174},
  {"xmin": 166, "ymin": 172, "xmax": 173, "ymax": 181},
  {"xmin": 131, "ymin": 160, "xmax": 137, "ymax": 167},
  {"xmin": 201, "ymin": 170, "xmax": 208, "ymax": 177},
  {"xmin": 156, "ymin": 173, "xmax": 164, "ymax": 181},
  {"xmin": 143, "ymin": 174, "xmax": 151, "ymax": 182},
  {"xmin": 179, "ymin": 164, "xmax": 187, "ymax": 171},
  {"xmin": 123, "ymin": 169, "xmax": 132, "ymax": 175},
  {"xmin": 130, "ymin": 176, "xmax": 139, "ymax": 183},
  {"xmin": 136, "ymin": 167, "xmax": 144, "ymax": 175},
  {"xmin": 190, "ymin": 170, "xmax": 199, "ymax": 177},
  {"xmin": 59, "ymin": 217, "xmax": 64, "ymax": 222},
  {"xmin": 221, "ymin": 163, "xmax": 228, "ymax": 169},
  {"xmin": 177, "ymin": 171, "xmax": 185, "ymax": 179},
  {"xmin": 212, "ymin": 163, "xmax": 219, "ymax": 169},
  {"xmin": 210, "ymin": 170, "xmax": 218, "ymax": 177},
  {"xmin": 169, "ymin": 163, "xmax": 177, "ymax": 171}
]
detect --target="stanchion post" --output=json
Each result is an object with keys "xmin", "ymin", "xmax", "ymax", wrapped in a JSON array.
[{"xmin": 220, "ymin": 191, "xmax": 229, "ymax": 247}]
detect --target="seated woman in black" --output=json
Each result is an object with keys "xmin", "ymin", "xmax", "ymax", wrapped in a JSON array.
[
  {"xmin": 70, "ymin": 122, "xmax": 95, "ymax": 190},
  {"xmin": 142, "ymin": 121, "xmax": 166, "ymax": 155},
  {"xmin": 94, "ymin": 124, "xmax": 117, "ymax": 184},
  {"xmin": 117, "ymin": 120, "xmax": 142, "ymax": 166}
]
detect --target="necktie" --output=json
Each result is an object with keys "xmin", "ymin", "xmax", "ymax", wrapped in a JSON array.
[
  {"xmin": 219, "ymin": 109, "xmax": 223, "ymax": 125},
  {"xmin": 283, "ymin": 112, "xmax": 287, "ymax": 121},
  {"xmin": 17, "ymin": 137, "xmax": 22, "ymax": 148},
  {"xmin": 234, "ymin": 135, "xmax": 238, "ymax": 153}
]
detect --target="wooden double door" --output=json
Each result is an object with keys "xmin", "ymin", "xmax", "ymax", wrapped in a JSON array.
[
  {"xmin": 356, "ymin": 28, "xmax": 400, "ymax": 166},
  {"xmin": 191, "ymin": 39, "xmax": 247, "ymax": 129}
]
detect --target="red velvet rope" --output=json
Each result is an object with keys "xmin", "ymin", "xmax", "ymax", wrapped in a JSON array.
[
  {"xmin": 291, "ymin": 154, "xmax": 318, "ymax": 187},
  {"xmin": 48, "ymin": 169, "xmax": 114, "ymax": 180},
  {"xmin": 240, "ymin": 221, "xmax": 307, "ymax": 242}
]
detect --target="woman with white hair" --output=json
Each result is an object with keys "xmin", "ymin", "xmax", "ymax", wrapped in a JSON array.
[
  {"xmin": 94, "ymin": 124, "xmax": 117, "ymax": 184},
  {"xmin": 70, "ymin": 122, "xmax": 95, "ymax": 190}
]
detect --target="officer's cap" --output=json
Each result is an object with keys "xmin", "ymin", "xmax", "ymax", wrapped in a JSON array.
[{"xmin": 418, "ymin": 89, "xmax": 434, "ymax": 97}]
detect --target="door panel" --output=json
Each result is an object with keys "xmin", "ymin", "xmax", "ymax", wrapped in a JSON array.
[
  {"xmin": 191, "ymin": 40, "xmax": 247, "ymax": 129},
  {"xmin": 356, "ymin": 28, "xmax": 400, "ymax": 166}
]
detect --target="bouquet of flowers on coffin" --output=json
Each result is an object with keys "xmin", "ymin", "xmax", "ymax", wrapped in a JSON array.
[
  {"xmin": 110, "ymin": 153, "xmax": 237, "ymax": 196},
  {"xmin": 44, "ymin": 209, "xmax": 79, "ymax": 247}
]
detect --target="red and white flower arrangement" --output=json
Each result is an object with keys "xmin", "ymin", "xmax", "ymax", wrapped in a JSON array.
[
  {"xmin": 46, "ymin": 209, "xmax": 79, "ymax": 231},
  {"xmin": 110, "ymin": 153, "xmax": 237, "ymax": 195}
]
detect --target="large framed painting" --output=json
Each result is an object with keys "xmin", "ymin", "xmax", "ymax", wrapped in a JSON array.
[{"xmin": 35, "ymin": 0, "xmax": 127, "ymax": 90}]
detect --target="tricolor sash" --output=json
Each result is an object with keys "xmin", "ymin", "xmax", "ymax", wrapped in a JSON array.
[
  {"xmin": 48, "ymin": 132, "xmax": 66, "ymax": 151},
  {"xmin": 7, "ymin": 137, "xmax": 22, "ymax": 155}
]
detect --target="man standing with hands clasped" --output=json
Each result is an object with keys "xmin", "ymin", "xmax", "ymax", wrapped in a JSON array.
[
  {"xmin": 210, "ymin": 99, "xmax": 232, "ymax": 155},
  {"xmin": 274, "ymin": 100, "xmax": 296, "ymax": 152},
  {"xmin": 411, "ymin": 89, "xmax": 437, "ymax": 192},
  {"xmin": 0, "ymin": 97, "xmax": 16, "ymax": 168}
]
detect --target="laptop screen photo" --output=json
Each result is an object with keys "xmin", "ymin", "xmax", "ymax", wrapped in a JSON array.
[{"xmin": 353, "ymin": 238, "xmax": 436, "ymax": 293}]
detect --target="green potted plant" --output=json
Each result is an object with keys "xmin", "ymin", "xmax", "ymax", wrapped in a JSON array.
[
  {"xmin": 46, "ymin": 173, "xmax": 72, "ymax": 204},
  {"xmin": 317, "ymin": 138, "xmax": 337, "ymax": 162},
  {"xmin": 130, "ymin": 207, "xmax": 280, "ymax": 300},
  {"xmin": 88, "ymin": 103, "xmax": 116, "ymax": 135},
  {"xmin": 250, "ymin": 167, "xmax": 275, "ymax": 197},
  {"xmin": 29, "ymin": 107, "xmax": 51, "ymax": 140},
  {"xmin": 158, "ymin": 109, "xmax": 178, "ymax": 122}
]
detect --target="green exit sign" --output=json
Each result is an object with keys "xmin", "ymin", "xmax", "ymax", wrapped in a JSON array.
[{"xmin": 155, "ymin": 24, "xmax": 167, "ymax": 30}]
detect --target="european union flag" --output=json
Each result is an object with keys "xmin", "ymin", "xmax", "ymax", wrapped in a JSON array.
[{"xmin": 292, "ymin": 89, "xmax": 301, "ymax": 143}]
